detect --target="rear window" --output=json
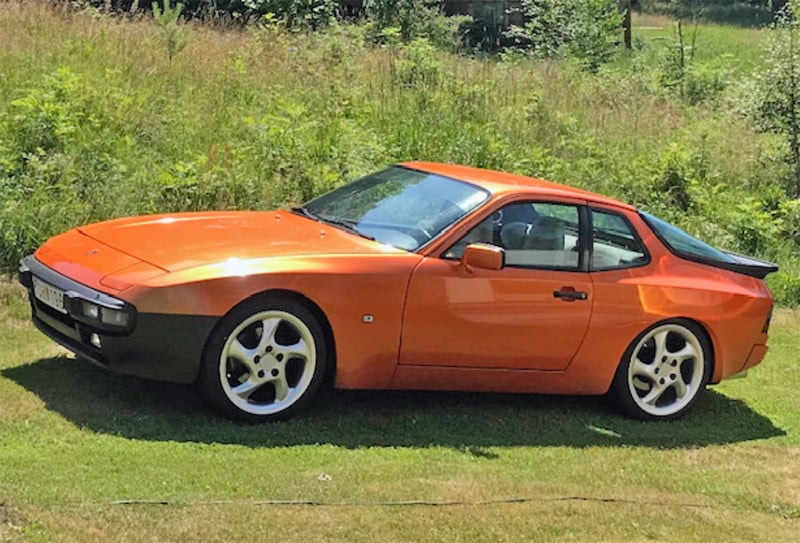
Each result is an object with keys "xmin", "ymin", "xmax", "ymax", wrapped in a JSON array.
[{"xmin": 640, "ymin": 212, "xmax": 737, "ymax": 264}]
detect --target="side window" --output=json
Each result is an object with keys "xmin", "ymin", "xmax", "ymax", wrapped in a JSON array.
[
  {"xmin": 591, "ymin": 209, "xmax": 648, "ymax": 270},
  {"xmin": 445, "ymin": 202, "xmax": 582, "ymax": 270}
]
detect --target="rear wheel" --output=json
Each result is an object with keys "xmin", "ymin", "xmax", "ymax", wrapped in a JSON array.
[
  {"xmin": 610, "ymin": 320, "xmax": 711, "ymax": 421},
  {"xmin": 199, "ymin": 296, "xmax": 328, "ymax": 422}
]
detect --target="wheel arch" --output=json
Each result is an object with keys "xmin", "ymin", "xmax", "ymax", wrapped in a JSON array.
[
  {"xmin": 197, "ymin": 288, "xmax": 337, "ymax": 386},
  {"xmin": 679, "ymin": 316, "xmax": 717, "ymax": 383},
  {"xmin": 622, "ymin": 316, "xmax": 716, "ymax": 383},
  {"xmin": 600, "ymin": 316, "xmax": 716, "ymax": 395},
  {"xmin": 608, "ymin": 316, "xmax": 716, "ymax": 420}
]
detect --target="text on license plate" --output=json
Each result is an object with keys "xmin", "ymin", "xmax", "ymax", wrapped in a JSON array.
[{"xmin": 32, "ymin": 276, "xmax": 67, "ymax": 314}]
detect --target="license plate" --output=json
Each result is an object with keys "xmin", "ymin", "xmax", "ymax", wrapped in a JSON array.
[{"xmin": 32, "ymin": 276, "xmax": 67, "ymax": 314}]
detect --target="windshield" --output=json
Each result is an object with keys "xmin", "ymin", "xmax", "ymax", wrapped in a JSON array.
[
  {"xmin": 302, "ymin": 166, "xmax": 490, "ymax": 251},
  {"xmin": 640, "ymin": 212, "xmax": 737, "ymax": 264}
]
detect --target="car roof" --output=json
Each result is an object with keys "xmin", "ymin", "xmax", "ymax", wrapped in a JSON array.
[{"xmin": 400, "ymin": 161, "xmax": 635, "ymax": 211}]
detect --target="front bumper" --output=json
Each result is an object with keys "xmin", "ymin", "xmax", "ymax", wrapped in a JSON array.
[{"xmin": 19, "ymin": 256, "xmax": 218, "ymax": 384}]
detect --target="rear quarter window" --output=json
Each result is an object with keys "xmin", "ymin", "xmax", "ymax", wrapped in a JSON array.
[
  {"xmin": 640, "ymin": 212, "xmax": 737, "ymax": 264},
  {"xmin": 591, "ymin": 209, "xmax": 649, "ymax": 271}
]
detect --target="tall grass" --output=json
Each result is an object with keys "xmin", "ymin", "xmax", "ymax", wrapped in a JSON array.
[{"xmin": 1, "ymin": 1, "xmax": 798, "ymax": 303}]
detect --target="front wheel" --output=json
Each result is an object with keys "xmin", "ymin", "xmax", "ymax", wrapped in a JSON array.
[
  {"xmin": 199, "ymin": 296, "xmax": 328, "ymax": 422},
  {"xmin": 610, "ymin": 320, "xmax": 712, "ymax": 421}
]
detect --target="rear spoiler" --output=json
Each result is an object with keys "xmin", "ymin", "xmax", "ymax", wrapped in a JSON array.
[{"xmin": 720, "ymin": 252, "xmax": 779, "ymax": 279}]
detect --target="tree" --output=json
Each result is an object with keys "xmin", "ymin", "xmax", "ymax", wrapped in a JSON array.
[
  {"xmin": 505, "ymin": 0, "xmax": 623, "ymax": 70},
  {"xmin": 364, "ymin": 0, "xmax": 471, "ymax": 49},
  {"xmin": 620, "ymin": 0, "xmax": 632, "ymax": 49},
  {"xmin": 773, "ymin": 0, "xmax": 789, "ymax": 18},
  {"xmin": 751, "ymin": 2, "xmax": 800, "ymax": 196},
  {"xmin": 152, "ymin": 0, "xmax": 190, "ymax": 66},
  {"xmin": 242, "ymin": 0, "xmax": 338, "ymax": 29}
]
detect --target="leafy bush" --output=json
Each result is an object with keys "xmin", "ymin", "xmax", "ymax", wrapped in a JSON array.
[
  {"xmin": 658, "ymin": 46, "xmax": 733, "ymax": 103},
  {"xmin": 683, "ymin": 58, "xmax": 732, "ymax": 104},
  {"xmin": 243, "ymin": 0, "xmax": 338, "ymax": 29},
  {"xmin": 504, "ymin": 0, "xmax": 623, "ymax": 70},
  {"xmin": 727, "ymin": 198, "xmax": 784, "ymax": 255},
  {"xmin": 769, "ymin": 270, "xmax": 800, "ymax": 307},
  {"xmin": 778, "ymin": 198, "xmax": 800, "ymax": 245},
  {"xmin": 393, "ymin": 38, "xmax": 445, "ymax": 87},
  {"xmin": 365, "ymin": 0, "xmax": 471, "ymax": 49},
  {"xmin": 745, "ymin": 2, "xmax": 800, "ymax": 197},
  {"xmin": 6, "ymin": 68, "xmax": 84, "ymax": 159}
]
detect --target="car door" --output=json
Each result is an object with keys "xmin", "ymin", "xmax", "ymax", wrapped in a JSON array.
[{"xmin": 398, "ymin": 200, "xmax": 593, "ymax": 371}]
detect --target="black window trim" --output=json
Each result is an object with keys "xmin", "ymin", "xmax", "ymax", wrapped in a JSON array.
[{"xmin": 589, "ymin": 207, "xmax": 651, "ymax": 272}]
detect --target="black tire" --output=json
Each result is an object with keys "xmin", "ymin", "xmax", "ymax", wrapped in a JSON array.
[
  {"xmin": 609, "ymin": 319, "xmax": 712, "ymax": 421},
  {"xmin": 198, "ymin": 295, "xmax": 328, "ymax": 422}
]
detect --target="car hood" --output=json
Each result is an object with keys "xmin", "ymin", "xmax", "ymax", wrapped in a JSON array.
[{"xmin": 78, "ymin": 211, "xmax": 403, "ymax": 272}]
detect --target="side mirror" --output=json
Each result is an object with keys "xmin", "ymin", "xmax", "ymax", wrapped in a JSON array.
[{"xmin": 461, "ymin": 243, "xmax": 505, "ymax": 271}]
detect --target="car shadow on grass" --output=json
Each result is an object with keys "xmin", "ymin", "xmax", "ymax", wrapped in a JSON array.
[{"xmin": 3, "ymin": 355, "xmax": 786, "ymax": 451}]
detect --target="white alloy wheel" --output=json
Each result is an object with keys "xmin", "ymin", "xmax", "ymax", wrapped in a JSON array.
[
  {"xmin": 220, "ymin": 310, "xmax": 316, "ymax": 416},
  {"xmin": 612, "ymin": 320, "xmax": 711, "ymax": 421},
  {"xmin": 199, "ymin": 297, "xmax": 328, "ymax": 422}
]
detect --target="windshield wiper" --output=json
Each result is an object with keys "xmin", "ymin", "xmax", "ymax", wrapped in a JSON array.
[
  {"xmin": 290, "ymin": 206, "xmax": 320, "ymax": 221},
  {"xmin": 318, "ymin": 216, "xmax": 376, "ymax": 241}
]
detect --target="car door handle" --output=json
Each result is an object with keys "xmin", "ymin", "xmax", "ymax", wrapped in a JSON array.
[{"xmin": 553, "ymin": 287, "xmax": 588, "ymax": 301}]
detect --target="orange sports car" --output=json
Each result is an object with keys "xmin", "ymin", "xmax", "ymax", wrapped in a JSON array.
[{"xmin": 18, "ymin": 162, "xmax": 778, "ymax": 422}]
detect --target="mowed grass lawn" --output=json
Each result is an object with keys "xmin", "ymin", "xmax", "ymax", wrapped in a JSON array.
[{"xmin": 0, "ymin": 279, "xmax": 798, "ymax": 542}]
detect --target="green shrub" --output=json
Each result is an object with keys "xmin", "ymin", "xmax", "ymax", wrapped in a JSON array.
[
  {"xmin": 777, "ymin": 198, "xmax": 800, "ymax": 245},
  {"xmin": 365, "ymin": 0, "xmax": 470, "ymax": 49},
  {"xmin": 504, "ymin": 0, "xmax": 623, "ymax": 70},
  {"xmin": 768, "ymin": 270, "xmax": 800, "ymax": 306},
  {"xmin": 745, "ymin": 3, "xmax": 800, "ymax": 197},
  {"xmin": 6, "ymin": 68, "xmax": 84, "ymax": 160},
  {"xmin": 393, "ymin": 38, "xmax": 444, "ymax": 87},
  {"xmin": 652, "ymin": 145, "xmax": 700, "ymax": 211},
  {"xmin": 683, "ymin": 57, "xmax": 732, "ymax": 104},
  {"xmin": 727, "ymin": 198, "xmax": 784, "ymax": 255},
  {"xmin": 244, "ymin": 0, "xmax": 338, "ymax": 29}
]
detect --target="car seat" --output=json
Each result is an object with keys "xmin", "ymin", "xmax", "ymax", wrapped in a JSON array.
[{"xmin": 500, "ymin": 216, "xmax": 564, "ymax": 250}]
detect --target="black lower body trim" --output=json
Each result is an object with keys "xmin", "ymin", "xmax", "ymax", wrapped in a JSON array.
[
  {"xmin": 21, "ymin": 256, "xmax": 220, "ymax": 383},
  {"xmin": 30, "ymin": 297, "xmax": 218, "ymax": 383}
]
